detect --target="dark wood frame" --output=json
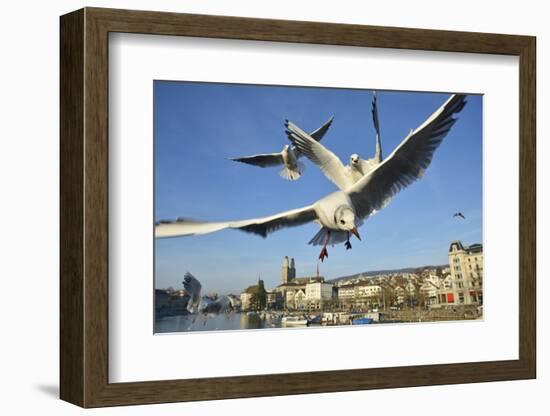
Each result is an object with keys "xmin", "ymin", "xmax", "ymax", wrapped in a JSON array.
[{"xmin": 60, "ymin": 7, "xmax": 536, "ymax": 408}]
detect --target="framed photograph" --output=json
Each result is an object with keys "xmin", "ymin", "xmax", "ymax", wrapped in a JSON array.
[{"xmin": 60, "ymin": 7, "xmax": 536, "ymax": 408}]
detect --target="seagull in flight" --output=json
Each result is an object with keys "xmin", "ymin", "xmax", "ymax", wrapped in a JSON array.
[
  {"xmin": 229, "ymin": 116, "xmax": 334, "ymax": 180},
  {"xmin": 285, "ymin": 92, "xmax": 383, "ymax": 190},
  {"xmin": 182, "ymin": 272, "xmax": 233, "ymax": 314},
  {"xmin": 453, "ymin": 212, "xmax": 466, "ymax": 219},
  {"xmin": 182, "ymin": 272, "xmax": 202, "ymax": 313},
  {"xmin": 156, "ymin": 94, "xmax": 466, "ymax": 261}
]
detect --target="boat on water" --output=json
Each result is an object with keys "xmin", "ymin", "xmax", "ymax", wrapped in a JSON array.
[
  {"xmin": 281, "ymin": 316, "xmax": 308, "ymax": 326},
  {"xmin": 307, "ymin": 315, "xmax": 322, "ymax": 325},
  {"xmin": 352, "ymin": 317, "xmax": 374, "ymax": 325}
]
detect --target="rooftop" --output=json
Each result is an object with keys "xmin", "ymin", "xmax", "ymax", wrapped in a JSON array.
[{"xmin": 449, "ymin": 240, "xmax": 483, "ymax": 254}]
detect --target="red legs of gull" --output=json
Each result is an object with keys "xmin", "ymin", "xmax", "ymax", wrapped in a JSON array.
[{"xmin": 319, "ymin": 230, "xmax": 331, "ymax": 262}]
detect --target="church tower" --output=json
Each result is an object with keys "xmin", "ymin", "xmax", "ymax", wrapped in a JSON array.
[
  {"xmin": 281, "ymin": 256, "xmax": 290, "ymax": 284},
  {"xmin": 290, "ymin": 257, "xmax": 296, "ymax": 280},
  {"xmin": 281, "ymin": 256, "xmax": 297, "ymax": 284}
]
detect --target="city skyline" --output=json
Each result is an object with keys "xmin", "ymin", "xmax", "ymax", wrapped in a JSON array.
[
  {"xmin": 154, "ymin": 81, "xmax": 483, "ymax": 294},
  {"xmin": 155, "ymin": 253, "xmax": 461, "ymax": 292}
]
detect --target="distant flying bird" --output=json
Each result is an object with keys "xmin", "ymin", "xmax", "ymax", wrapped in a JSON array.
[
  {"xmin": 156, "ymin": 94, "xmax": 466, "ymax": 261},
  {"xmin": 285, "ymin": 91, "xmax": 382, "ymax": 191},
  {"xmin": 230, "ymin": 116, "xmax": 334, "ymax": 180},
  {"xmin": 453, "ymin": 212, "xmax": 466, "ymax": 220}
]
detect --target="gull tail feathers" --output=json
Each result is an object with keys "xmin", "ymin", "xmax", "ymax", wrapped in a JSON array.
[
  {"xmin": 279, "ymin": 162, "xmax": 305, "ymax": 181},
  {"xmin": 308, "ymin": 219, "xmax": 366, "ymax": 246},
  {"xmin": 308, "ymin": 228, "xmax": 348, "ymax": 247}
]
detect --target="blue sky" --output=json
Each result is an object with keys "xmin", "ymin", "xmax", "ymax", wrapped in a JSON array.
[{"xmin": 154, "ymin": 81, "xmax": 482, "ymax": 294}]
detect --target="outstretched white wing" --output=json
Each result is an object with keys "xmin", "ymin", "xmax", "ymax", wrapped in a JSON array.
[
  {"xmin": 229, "ymin": 152, "xmax": 283, "ymax": 167},
  {"xmin": 371, "ymin": 91, "xmax": 382, "ymax": 162},
  {"xmin": 302, "ymin": 116, "xmax": 334, "ymax": 144},
  {"xmin": 285, "ymin": 120, "xmax": 352, "ymax": 190},
  {"xmin": 156, "ymin": 205, "xmax": 318, "ymax": 239},
  {"xmin": 229, "ymin": 117, "xmax": 333, "ymax": 167},
  {"xmin": 348, "ymin": 94, "xmax": 467, "ymax": 219}
]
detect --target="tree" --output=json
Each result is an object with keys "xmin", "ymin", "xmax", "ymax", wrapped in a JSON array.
[
  {"xmin": 249, "ymin": 293, "xmax": 261, "ymax": 310},
  {"xmin": 249, "ymin": 281, "xmax": 267, "ymax": 310},
  {"xmin": 415, "ymin": 290, "xmax": 427, "ymax": 308},
  {"xmin": 382, "ymin": 285, "xmax": 396, "ymax": 310}
]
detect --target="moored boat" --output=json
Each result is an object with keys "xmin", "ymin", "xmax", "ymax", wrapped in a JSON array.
[
  {"xmin": 281, "ymin": 316, "xmax": 308, "ymax": 326},
  {"xmin": 352, "ymin": 317, "xmax": 374, "ymax": 325}
]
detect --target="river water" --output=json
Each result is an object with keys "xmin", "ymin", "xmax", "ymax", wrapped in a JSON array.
[
  {"xmin": 155, "ymin": 312, "xmax": 283, "ymax": 333},
  {"xmin": 154, "ymin": 312, "xmax": 406, "ymax": 333}
]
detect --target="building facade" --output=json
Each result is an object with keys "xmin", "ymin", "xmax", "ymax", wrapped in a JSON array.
[
  {"xmin": 276, "ymin": 256, "xmax": 328, "ymax": 309},
  {"xmin": 240, "ymin": 292, "xmax": 252, "ymax": 310},
  {"xmin": 436, "ymin": 241, "xmax": 483, "ymax": 306},
  {"xmin": 305, "ymin": 281, "xmax": 334, "ymax": 309},
  {"xmin": 336, "ymin": 284, "xmax": 356, "ymax": 307},
  {"xmin": 266, "ymin": 289, "xmax": 284, "ymax": 310}
]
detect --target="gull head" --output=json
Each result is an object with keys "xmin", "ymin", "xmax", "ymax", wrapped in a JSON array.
[
  {"xmin": 350, "ymin": 153, "xmax": 361, "ymax": 166},
  {"xmin": 335, "ymin": 206, "xmax": 361, "ymax": 240}
]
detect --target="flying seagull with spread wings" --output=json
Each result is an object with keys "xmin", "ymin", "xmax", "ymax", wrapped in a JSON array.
[
  {"xmin": 453, "ymin": 212, "xmax": 466, "ymax": 219},
  {"xmin": 156, "ymin": 94, "xmax": 466, "ymax": 261},
  {"xmin": 183, "ymin": 272, "xmax": 233, "ymax": 314},
  {"xmin": 285, "ymin": 92, "xmax": 382, "ymax": 190},
  {"xmin": 229, "ymin": 116, "xmax": 334, "ymax": 180}
]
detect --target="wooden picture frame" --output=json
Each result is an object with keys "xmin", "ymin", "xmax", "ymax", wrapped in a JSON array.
[{"xmin": 60, "ymin": 7, "xmax": 536, "ymax": 408}]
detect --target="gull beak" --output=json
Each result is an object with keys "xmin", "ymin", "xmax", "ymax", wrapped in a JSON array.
[{"xmin": 350, "ymin": 227, "xmax": 361, "ymax": 241}]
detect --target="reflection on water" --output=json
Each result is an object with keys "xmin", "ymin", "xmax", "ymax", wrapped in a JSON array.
[{"xmin": 155, "ymin": 312, "xmax": 281, "ymax": 333}]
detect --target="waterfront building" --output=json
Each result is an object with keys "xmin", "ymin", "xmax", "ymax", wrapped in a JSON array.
[
  {"xmin": 266, "ymin": 289, "xmax": 284, "ymax": 310},
  {"xmin": 436, "ymin": 241, "xmax": 483, "ymax": 306},
  {"xmin": 240, "ymin": 292, "xmax": 252, "ymax": 310},
  {"xmin": 393, "ymin": 286, "xmax": 406, "ymax": 305},
  {"xmin": 419, "ymin": 280, "xmax": 440, "ymax": 306},
  {"xmin": 276, "ymin": 256, "xmax": 327, "ymax": 310},
  {"xmin": 404, "ymin": 281, "xmax": 417, "ymax": 296},
  {"xmin": 337, "ymin": 284, "xmax": 355, "ymax": 305},
  {"xmin": 305, "ymin": 281, "xmax": 334, "ymax": 309},
  {"xmin": 355, "ymin": 283, "xmax": 382, "ymax": 298},
  {"xmin": 441, "ymin": 274, "xmax": 453, "ymax": 289},
  {"xmin": 336, "ymin": 282, "xmax": 384, "ymax": 310},
  {"xmin": 293, "ymin": 289, "xmax": 307, "ymax": 310},
  {"xmin": 277, "ymin": 281, "xmax": 307, "ymax": 310},
  {"xmin": 354, "ymin": 283, "xmax": 383, "ymax": 309}
]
